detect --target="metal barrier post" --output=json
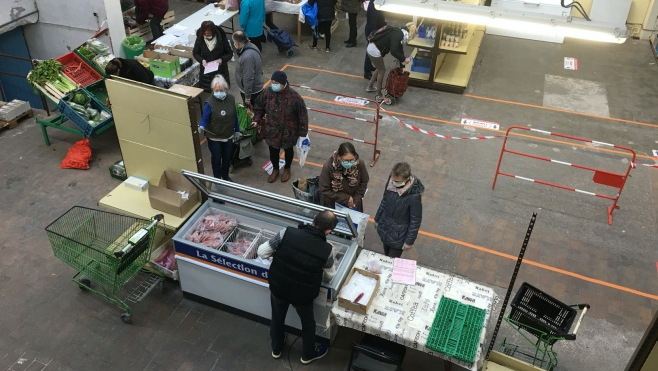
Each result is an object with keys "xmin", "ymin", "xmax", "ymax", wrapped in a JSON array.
[
  {"xmin": 492, "ymin": 126, "xmax": 636, "ymax": 225},
  {"xmin": 291, "ymin": 84, "xmax": 382, "ymax": 166}
]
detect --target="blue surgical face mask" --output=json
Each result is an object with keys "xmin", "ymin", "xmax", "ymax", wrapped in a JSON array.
[
  {"xmin": 341, "ymin": 160, "xmax": 356, "ymax": 169},
  {"xmin": 271, "ymin": 83, "xmax": 282, "ymax": 92},
  {"xmin": 214, "ymin": 91, "xmax": 226, "ymax": 100}
]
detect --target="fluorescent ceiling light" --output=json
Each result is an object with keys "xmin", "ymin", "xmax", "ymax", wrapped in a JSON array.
[{"xmin": 373, "ymin": 0, "xmax": 627, "ymax": 43}]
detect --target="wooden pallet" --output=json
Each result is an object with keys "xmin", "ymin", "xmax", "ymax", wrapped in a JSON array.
[
  {"xmin": 125, "ymin": 10, "xmax": 175, "ymax": 38},
  {"xmin": 0, "ymin": 109, "xmax": 34, "ymax": 131}
]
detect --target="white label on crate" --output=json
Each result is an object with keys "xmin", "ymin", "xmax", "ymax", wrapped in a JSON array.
[
  {"xmin": 564, "ymin": 57, "xmax": 578, "ymax": 70},
  {"xmin": 461, "ymin": 117, "xmax": 500, "ymax": 131},
  {"xmin": 335, "ymin": 96, "xmax": 369, "ymax": 106}
]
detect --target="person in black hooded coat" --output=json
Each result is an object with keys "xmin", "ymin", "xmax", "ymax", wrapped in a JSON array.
[
  {"xmin": 374, "ymin": 162, "xmax": 424, "ymax": 258},
  {"xmin": 193, "ymin": 20, "xmax": 233, "ymax": 92}
]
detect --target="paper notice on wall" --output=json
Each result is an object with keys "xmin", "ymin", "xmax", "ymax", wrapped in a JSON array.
[
  {"xmin": 262, "ymin": 159, "xmax": 287, "ymax": 175},
  {"xmin": 461, "ymin": 117, "xmax": 500, "ymax": 131},
  {"xmin": 564, "ymin": 57, "xmax": 578, "ymax": 70}
]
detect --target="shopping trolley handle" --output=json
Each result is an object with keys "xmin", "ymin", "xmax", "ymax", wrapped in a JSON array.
[
  {"xmin": 568, "ymin": 303, "xmax": 590, "ymax": 337},
  {"xmin": 114, "ymin": 215, "xmax": 163, "ymax": 258}
]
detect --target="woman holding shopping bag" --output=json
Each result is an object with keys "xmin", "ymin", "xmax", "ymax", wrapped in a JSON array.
[
  {"xmin": 319, "ymin": 142, "xmax": 369, "ymax": 212},
  {"xmin": 374, "ymin": 162, "xmax": 423, "ymax": 258}
]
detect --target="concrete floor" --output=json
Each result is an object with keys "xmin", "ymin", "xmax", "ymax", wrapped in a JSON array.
[{"xmin": 1, "ymin": 0, "xmax": 657, "ymax": 370}]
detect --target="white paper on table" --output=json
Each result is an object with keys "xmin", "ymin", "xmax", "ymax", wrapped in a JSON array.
[
  {"xmin": 170, "ymin": 24, "xmax": 189, "ymax": 36},
  {"xmin": 204, "ymin": 60, "xmax": 220, "ymax": 74},
  {"xmin": 152, "ymin": 33, "xmax": 177, "ymax": 45},
  {"xmin": 392, "ymin": 258, "xmax": 416, "ymax": 285}
]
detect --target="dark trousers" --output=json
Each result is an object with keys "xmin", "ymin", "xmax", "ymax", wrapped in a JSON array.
[
  {"xmin": 383, "ymin": 244, "xmax": 403, "ymax": 258},
  {"xmin": 265, "ymin": 13, "xmax": 279, "ymax": 29},
  {"xmin": 240, "ymin": 90, "xmax": 261, "ymax": 108},
  {"xmin": 207, "ymin": 139, "xmax": 234, "ymax": 180},
  {"xmin": 270, "ymin": 294, "xmax": 316, "ymax": 360},
  {"xmin": 149, "ymin": 15, "xmax": 165, "ymax": 41},
  {"xmin": 269, "ymin": 146, "xmax": 294, "ymax": 169},
  {"xmin": 313, "ymin": 20, "xmax": 332, "ymax": 49},
  {"xmin": 347, "ymin": 13, "xmax": 357, "ymax": 43},
  {"xmin": 251, "ymin": 33, "xmax": 265, "ymax": 52}
]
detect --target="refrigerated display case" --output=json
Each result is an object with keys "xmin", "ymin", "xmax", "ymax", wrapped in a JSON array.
[{"xmin": 173, "ymin": 171, "xmax": 360, "ymax": 343}]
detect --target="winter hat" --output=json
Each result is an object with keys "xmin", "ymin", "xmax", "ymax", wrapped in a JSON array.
[{"xmin": 271, "ymin": 71, "xmax": 288, "ymax": 85}]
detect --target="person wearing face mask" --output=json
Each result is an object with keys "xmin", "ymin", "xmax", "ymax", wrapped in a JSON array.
[
  {"xmin": 318, "ymin": 142, "xmax": 369, "ymax": 212},
  {"xmin": 252, "ymin": 71, "xmax": 308, "ymax": 183},
  {"xmin": 199, "ymin": 75, "xmax": 241, "ymax": 181},
  {"xmin": 366, "ymin": 25, "xmax": 411, "ymax": 95},
  {"xmin": 232, "ymin": 31, "xmax": 264, "ymax": 108},
  {"xmin": 193, "ymin": 20, "xmax": 233, "ymax": 93},
  {"xmin": 374, "ymin": 162, "xmax": 424, "ymax": 258}
]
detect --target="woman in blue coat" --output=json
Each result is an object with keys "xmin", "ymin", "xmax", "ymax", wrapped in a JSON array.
[
  {"xmin": 240, "ymin": 0, "xmax": 266, "ymax": 51},
  {"xmin": 374, "ymin": 162, "xmax": 424, "ymax": 258}
]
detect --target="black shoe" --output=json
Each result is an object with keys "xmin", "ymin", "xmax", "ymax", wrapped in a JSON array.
[
  {"xmin": 345, "ymin": 42, "xmax": 357, "ymax": 48},
  {"xmin": 343, "ymin": 39, "xmax": 352, "ymax": 44}
]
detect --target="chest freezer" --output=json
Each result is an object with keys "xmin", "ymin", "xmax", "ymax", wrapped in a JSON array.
[{"xmin": 172, "ymin": 171, "xmax": 360, "ymax": 343}]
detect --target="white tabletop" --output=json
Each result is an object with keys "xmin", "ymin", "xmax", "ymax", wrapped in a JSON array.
[
  {"xmin": 162, "ymin": 4, "xmax": 238, "ymax": 37},
  {"xmin": 331, "ymin": 250, "xmax": 498, "ymax": 371},
  {"xmin": 269, "ymin": 0, "xmax": 308, "ymax": 15}
]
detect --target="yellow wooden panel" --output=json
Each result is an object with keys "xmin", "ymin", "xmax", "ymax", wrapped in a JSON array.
[
  {"xmin": 434, "ymin": 30, "xmax": 484, "ymax": 87},
  {"xmin": 111, "ymin": 105, "xmax": 196, "ymax": 158},
  {"xmin": 106, "ymin": 78, "xmax": 192, "ymax": 126},
  {"xmin": 119, "ymin": 139, "xmax": 201, "ymax": 185},
  {"xmin": 641, "ymin": 342, "xmax": 658, "ymax": 371},
  {"xmin": 572, "ymin": 0, "xmax": 650, "ymax": 24}
]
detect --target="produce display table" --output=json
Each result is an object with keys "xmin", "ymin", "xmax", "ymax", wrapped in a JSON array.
[
  {"xmin": 270, "ymin": 0, "xmax": 308, "ymax": 43},
  {"xmin": 36, "ymin": 115, "xmax": 115, "ymax": 146},
  {"xmin": 331, "ymin": 249, "xmax": 498, "ymax": 371},
  {"xmin": 98, "ymin": 182, "xmax": 200, "ymax": 232}
]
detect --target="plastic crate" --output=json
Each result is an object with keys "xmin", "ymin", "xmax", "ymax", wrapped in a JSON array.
[
  {"xmin": 510, "ymin": 283, "xmax": 577, "ymax": 338},
  {"xmin": 411, "ymin": 58, "xmax": 431, "ymax": 74},
  {"xmin": 426, "ymin": 296, "xmax": 486, "ymax": 363},
  {"xmin": 73, "ymin": 48, "xmax": 106, "ymax": 77},
  {"xmin": 57, "ymin": 88, "xmax": 113, "ymax": 137},
  {"xmin": 85, "ymin": 80, "xmax": 110, "ymax": 111},
  {"xmin": 56, "ymin": 52, "xmax": 102, "ymax": 87}
]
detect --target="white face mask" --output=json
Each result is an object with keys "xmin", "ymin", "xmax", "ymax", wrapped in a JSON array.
[{"xmin": 204, "ymin": 35, "xmax": 214, "ymax": 40}]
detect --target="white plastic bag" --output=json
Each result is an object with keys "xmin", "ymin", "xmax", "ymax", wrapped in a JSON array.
[
  {"xmin": 295, "ymin": 135, "xmax": 311, "ymax": 167},
  {"xmin": 335, "ymin": 203, "xmax": 369, "ymax": 246}
]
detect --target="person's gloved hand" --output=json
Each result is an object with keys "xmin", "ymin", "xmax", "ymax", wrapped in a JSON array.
[
  {"xmin": 198, "ymin": 125, "xmax": 205, "ymax": 133},
  {"xmin": 232, "ymin": 131, "xmax": 242, "ymax": 142}
]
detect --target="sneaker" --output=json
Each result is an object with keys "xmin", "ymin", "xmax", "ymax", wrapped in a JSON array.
[
  {"xmin": 300, "ymin": 343, "xmax": 329, "ymax": 365},
  {"xmin": 366, "ymin": 86, "xmax": 377, "ymax": 92},
  {"xmin": 272, "ymin": 350, "xmax": 282, "ymax": 359},
  {"xmin": 325, "ymin": 47, "xmax": 331, "ymax": 52},
  {"xmin": 308, "ymin": 45, "xmax": 317, "ymax": 50}
]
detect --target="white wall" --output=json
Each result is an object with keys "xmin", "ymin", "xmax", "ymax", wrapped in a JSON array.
[
  {"xmin": 22, "ymin": 0, "xmax": 125, "ymax": 60},
  {"xmin": 0, "ymin": 0, "xmax": 38, "ymax": 35}
]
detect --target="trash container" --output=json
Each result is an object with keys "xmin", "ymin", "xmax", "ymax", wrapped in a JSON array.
[{"xmin": 122, "ymin": 36, "xmax": 146, "ymax": 60}]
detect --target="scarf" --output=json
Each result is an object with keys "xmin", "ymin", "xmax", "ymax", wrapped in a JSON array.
[
  {"xmin": 204, "ymin": 36, "xmax": 217, "ymax": 51},
  {"xmin": 387, "ymin": 175, "xmax": 415, "ymax": 196},
  {"xmin": 330, "ymin": 152, "xmax": 360, "ymax": 193}
]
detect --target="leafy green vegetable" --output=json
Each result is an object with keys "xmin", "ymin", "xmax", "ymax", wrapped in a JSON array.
[{"xmin": 26, "ymin": 59, "xmax": 77, "ymax": 94}]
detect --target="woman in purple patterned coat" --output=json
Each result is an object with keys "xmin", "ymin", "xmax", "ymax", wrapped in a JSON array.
[{"xmin": 252, "ymin": 71, "xmax": 309, "ymax": 183}]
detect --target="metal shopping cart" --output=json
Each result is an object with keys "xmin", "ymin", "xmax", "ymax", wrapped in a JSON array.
[
  {"xmin": 46, "ymin": 206, "xmax": 164, "ymax": 324},
  {"xmin": 501, "ymin": 282, "xmax": 590, "ymax": 370}
]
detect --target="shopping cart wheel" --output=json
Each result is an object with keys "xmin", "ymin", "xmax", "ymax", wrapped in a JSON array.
[
  {"xmin": 121, "ymin": 313, "xmax": 133, "ymax": 324},
  {"xmin": 384, "ymin": 97, "xmax": 393, "ymax": 105},
  {"xmin": 375, "ymin": 95, "xmax": 384, "ymax": 104},
  {"xmin": 78, "ymin": 278, "xmax": 91, "ymax": 291},
  {"xmin": 286, "ymin": 49, "xmax": 294, "ymax": 58},
  {"xmin": 380, "ymin": 88, "xmax": 388, "ymax": 96}
]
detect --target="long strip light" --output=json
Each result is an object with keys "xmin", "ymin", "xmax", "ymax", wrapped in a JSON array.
[{"xmin": 374, "ymin": 0, "xmax": 628, "ymax": 44}]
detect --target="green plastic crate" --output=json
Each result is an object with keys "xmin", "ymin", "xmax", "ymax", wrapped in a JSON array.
[{"xmin": 426, "ymin": 296, "xmax": 486, "ymax": 363}]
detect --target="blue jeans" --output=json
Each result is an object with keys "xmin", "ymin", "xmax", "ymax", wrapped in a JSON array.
[{"xmin": 207, "ymin": 139, "xmax": 233, "ymax": 180}]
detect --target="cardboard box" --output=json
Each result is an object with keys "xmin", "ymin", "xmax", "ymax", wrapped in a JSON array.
[
  {"xmin": 337, "ymin": 268, "xmax": 380, "ymax": 315},
  {"xmin": 168, "ymin": 45, "xmax": 194, "ymax": 59},
  {"xmin": 148, "ymin": 170, "xmax": 198, "ymax": 217},
  {"xmin": 149, "ymin": 53, "xmax": 181, "ymax": 78}
]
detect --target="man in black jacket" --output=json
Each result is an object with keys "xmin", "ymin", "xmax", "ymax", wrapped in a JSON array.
[
  {"xmin": 105, "ymin": 58, "xmax": 155, "ymax": 85},
  {"xmin": 257, "ymin": 210, "xmax": 338, "ymax": 364}
]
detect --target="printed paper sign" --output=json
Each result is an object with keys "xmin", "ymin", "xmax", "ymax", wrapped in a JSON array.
[
  {"xmin": 564, "ymin": 57, "xmax": 578, "ymax": 70},
  {"xmin": 262, "ymin": 159, "xmax": 286, "ymax": 175},
  {"xmin": 335, "ymin": 96, "xmax": 369, "ymax": 106},
  {"xmin": 652, "ymin": 150, "xmax": 658, "ymax": 158},
  {"xmin": 461, "ymin": 117, "xmax": 500, "ymax": 131}
]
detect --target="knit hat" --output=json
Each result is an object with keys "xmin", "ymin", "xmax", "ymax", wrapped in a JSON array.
[{"xmin": 271, "ymin": 71, "xmax": 288, "ymax": 85}]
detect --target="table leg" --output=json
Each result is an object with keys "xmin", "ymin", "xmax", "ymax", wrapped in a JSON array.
[
  {"xmin": 297, "ymin": 19, "xmax": 301, "ymax": 44},
  {"xmin": 39, "ymin": 123, "xmax": 51, "ymax": 146},
  {"xmin": 443, "ymin": 360, "xmax": 452, "ymax": 371}
]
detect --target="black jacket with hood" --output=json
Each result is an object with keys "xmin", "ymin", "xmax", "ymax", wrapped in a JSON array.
[
  {"xmin": 370, "ymin": 26, "xmax": 406, "ymax": 63},
  {"xmin": 374, "ymin": 176, "xmax": 424, "ymax": 249}
]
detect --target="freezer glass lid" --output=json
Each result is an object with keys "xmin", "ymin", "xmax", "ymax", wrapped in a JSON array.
[{"xmin": 181, "ymin": 170, "xmax": 358, "ymax": 238}]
